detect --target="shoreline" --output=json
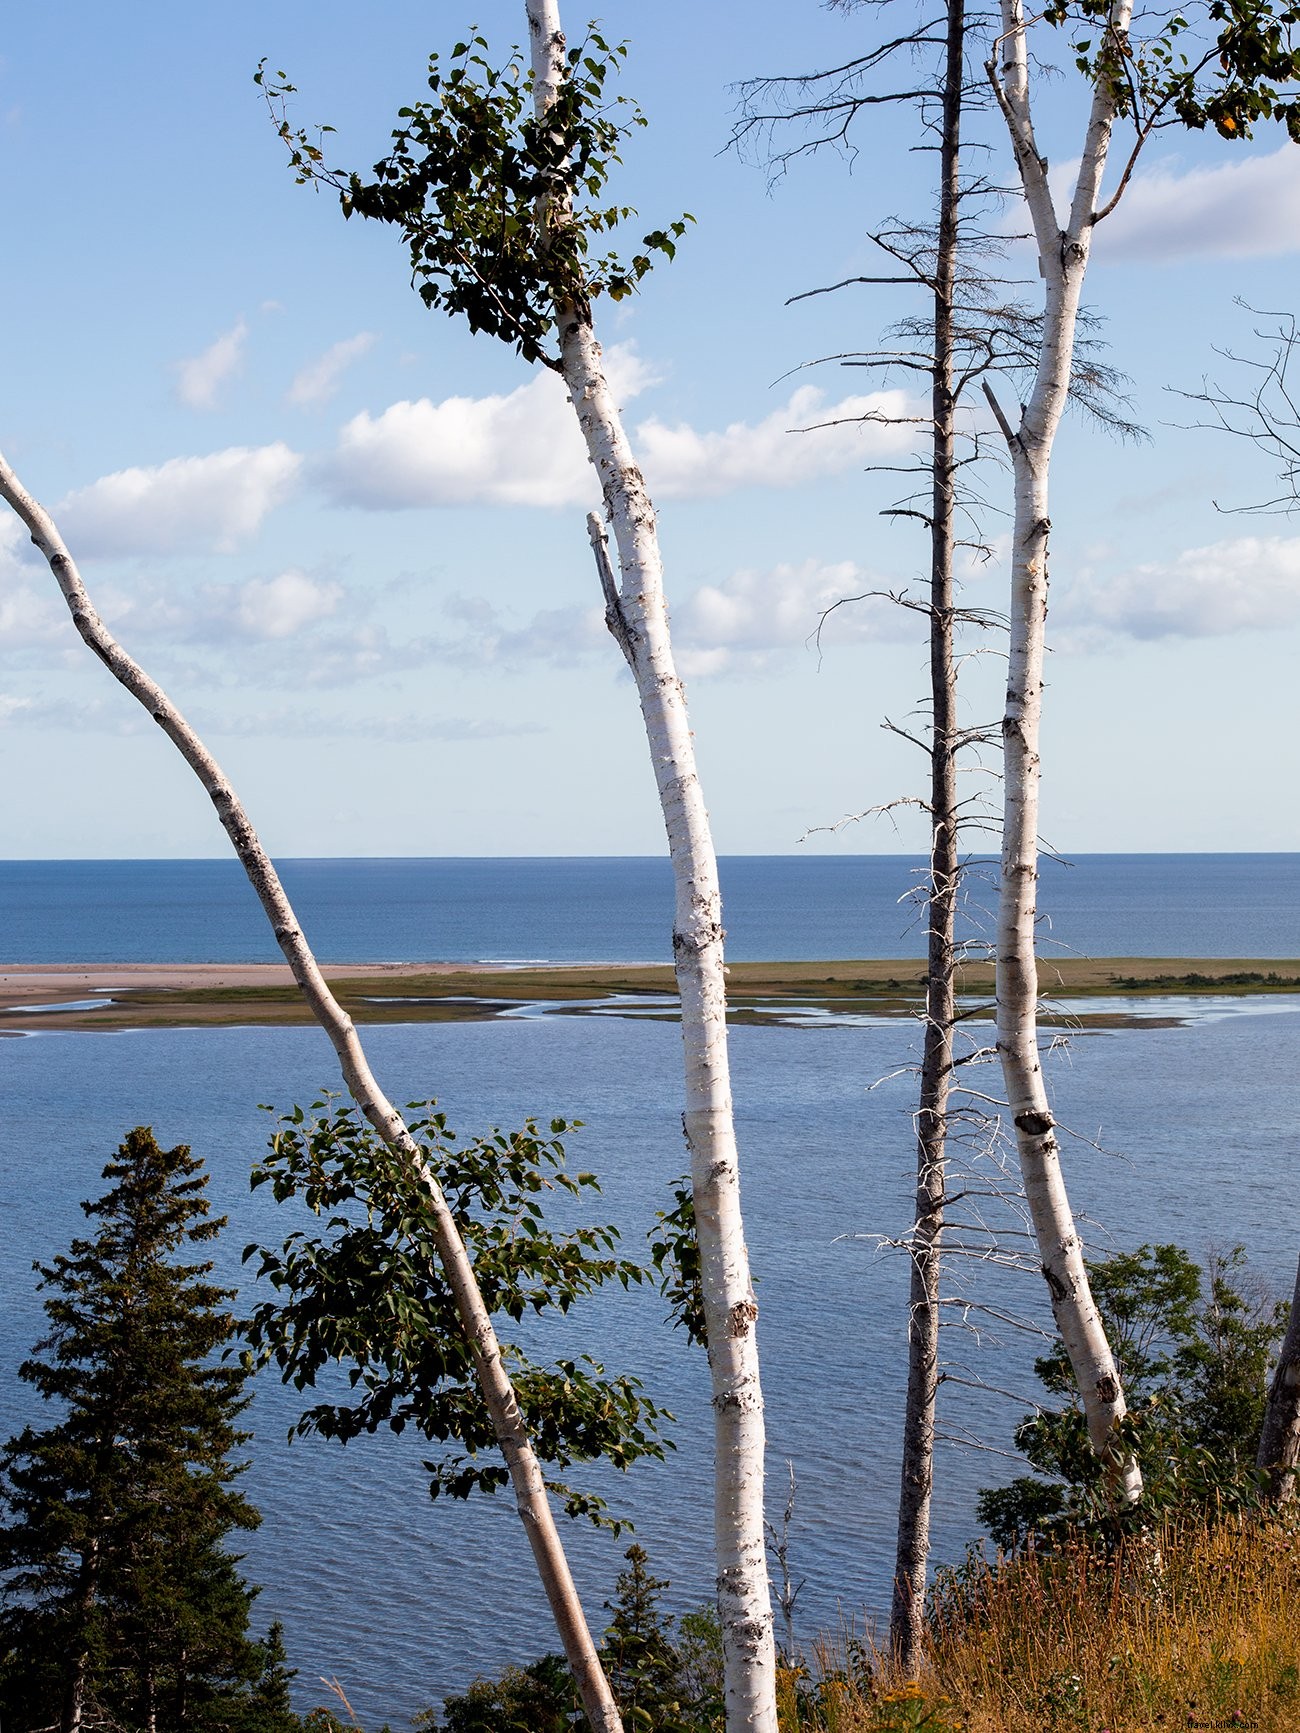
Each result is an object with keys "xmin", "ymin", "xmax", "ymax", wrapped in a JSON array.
[{"xmin": 2, "ymin": 957, "xmax": 1299, "ymax": 1034}]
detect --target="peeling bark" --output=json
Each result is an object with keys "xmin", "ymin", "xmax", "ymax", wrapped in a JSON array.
[
  {"xmin": 1258, "ymin": 1253, "xmax": 1300, "ymax": 1503},
  {"xmin": 987, "ymin": 0, "xmax": 1143, "ymax": 1504},
  {"xmin": 524, "ymin": 7, "xmax": 778, "ymax": 1726},
  {"xmin": 0, "ymin": 454, "xmax": 625, "ymax": 1733}
]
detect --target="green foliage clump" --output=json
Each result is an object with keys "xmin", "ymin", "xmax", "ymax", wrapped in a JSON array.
[
  {"xmin": 258, "ymin": 31, "xmax": 691, "ymax": 367},
  {"xmin": 977, "ymin": 1242, "xmax": 1287, "ymax": 1550},
  {"xmin": 418, "ymin": 1545, "xmax": 724, "ymax": 1732},
  {"xmin": 0, "ymin": 1127, "xmax": 299, "ymax": 1732},
  {"xmin": 243, "ymin": 1097, "xmax": 671, "ymax": 1532},
  {"xmin": 1042, "ymin": 0, "xmax": 1300, "ymax": 143},
  {"xmin": 649, "ymin": 1178, "xmax": 708, "ymax": 1348}
]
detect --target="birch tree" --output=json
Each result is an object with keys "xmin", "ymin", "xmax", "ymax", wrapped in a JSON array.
[
  {"xmin": 529, "ymin": 8, "xmax": 776, "ymax": 1713},
  {"xmin": 736, "ymin": 0, "xmax": 1132, "ymax": 1668},
  {"xmin": 0, "ymin": 454, "xmax": 628, "ymax": 1733},
  {"xmin": 983, "ymin": 0, "xmax": 1300, "ymax": 1499},
  {"xmin": 261, "ymin": 13, "xmax": 778, "ymax": 1724},
  {"xmin": 1178, "ymin": 309, "xmax": 1300, "ymax": 1501}
]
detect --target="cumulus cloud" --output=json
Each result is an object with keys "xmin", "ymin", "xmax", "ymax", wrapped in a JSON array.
[
  {"xmin": 0, "ymin": 582, "xmax": 67, "ymax": 649},
  {"xmin": 1063, "ymin": 534, "xmax": 1300, "ymax": 638},
  {"xmin": 638, "ymin": 385, "xmax": 917, "ymax": 498},
  {"xmin": 231, "ymin": 569, "xmax": 341, "ymax": 639},
  {"xmin": 1086, "ymin": 146, "xmax": 1300, "ymax": 264},
  {"xmin": 288, "ymin": 332, "xmax": 377, "ymax": 407},
  {"xmin": 57, "ymin": 444, "xmax": 301, "ymax": 556},
  {"xmin": 438, "ymin": 559, "xmax": 922, "ymax": 678},
  {"xmin": 91, "ymin": 567, "xmax": 341, "ymax": 647},
  {"xmin": 325, "ymin": 370, "xmax": 588, "ymax": 509},
  {"xmin": 175, "ymin": 319, "xmax": 248, "ymax": 409},
  {"xmin": 674, "ymin": 558, "xmax": 918, "ymax": 674},
  {"xmin": 319, "ymin": 348, "xmax": 919, "ymax": 511}
]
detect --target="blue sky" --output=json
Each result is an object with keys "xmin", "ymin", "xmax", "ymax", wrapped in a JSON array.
[{"xmin": 2, "ymin": 2, "xmax": 1299, "ymax": 858}]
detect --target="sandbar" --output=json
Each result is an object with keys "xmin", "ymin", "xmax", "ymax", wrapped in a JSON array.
[{"xmin": 1, "ymin": 957, "xmax": 1297, "ymax": 1034}]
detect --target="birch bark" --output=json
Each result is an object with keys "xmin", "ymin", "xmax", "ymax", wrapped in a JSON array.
[
  {"xmin": 1258, "ymin": 1254, "xmax": 1300, "ymax": 1503},
  {"xmin": 0, "ymin": 454, "xmax": 625, "ymax": 1733},
  {"xmin": 986, "ymin": 0, "xmax": 1143, "ymax": 1501},
  {"xmin": 890, "ymin": 0, "xmax": 964, "ymax": 1673},
  {"xmin": 525, "ymin": 6, "xmax": 778, "ymax": 1725}
]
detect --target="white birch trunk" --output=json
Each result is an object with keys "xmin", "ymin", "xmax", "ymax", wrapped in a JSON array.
[
  {"xmin": 1258, "ymin": 1253, "xmax": 1300, "ymax": 1503},
  {"xmin": 525, "ymin": 7, "xmax": 778, "ymax": 1725},
  {"xmin": 0, "ymin": 454, "xmax": 625, "ymax": 1733},
  {"xmin": 988, "ymin": 0, "xmax": 1143, "ymax": 1501}
]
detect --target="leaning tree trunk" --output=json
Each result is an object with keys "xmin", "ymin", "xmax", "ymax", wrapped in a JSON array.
[
  {"xmin": 0, "ymin": 454, "xmax": 625, "ymax": 1733},
  {"xmin": 526, "ymin": 7, "xmax": 777, "ymax": 1727},
  {"xmin": 889, "ymin": 0, "xmax": 965, "ymax": 1676},
  {"xmin": 1258, "ymin": 1253, "xmax": 1300, "ymax": 1503},
  {"xmin": 986, "ymin": 0, "xmax": 1143, "ymax": 1503}
]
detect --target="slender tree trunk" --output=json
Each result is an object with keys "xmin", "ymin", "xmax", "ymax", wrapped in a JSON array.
[
  {"xmin": 525, "ymin": 9, "xmax": 777, "ymax": 1726},
  {"xmin": 889, "ymin": 0, "xmax": 965, "ymax": 1675},
  {"xmin": 0, "ymin": 454, "xmax": 625, "ymax": 1733},
  {"xmin": 1258, "ymin": 1253, "xmax": 1300, "ymax": 1502},
  {"xmin": 60, "ymin": 1538, "xmax": 98, "ymax": 1733},
  {"xmin": 986, "ymin": 0, "xmax": 1143, "ymax": 1502}
]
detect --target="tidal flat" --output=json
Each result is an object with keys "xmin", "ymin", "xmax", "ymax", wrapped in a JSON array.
[{"xmin": 3, "ymin": 956, "xmax": 1298, "ymax": 1033}]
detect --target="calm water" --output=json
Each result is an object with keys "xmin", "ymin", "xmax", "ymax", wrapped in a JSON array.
[
  {"xmin": 0, "ymin": 858, "xmax": 1297, "ymax": 1725},
  {"xmin": 2, "ymin": 852, "xmax": 1299, "ymax": 963}
]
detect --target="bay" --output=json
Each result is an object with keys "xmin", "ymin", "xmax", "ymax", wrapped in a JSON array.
[
  {"xmin": 2, "ymin": 1010, "xmax": 1297, "ymax": 1723},
  {"xmin": 2, "ymin": 852, "xmax": 1298, "ymax": 964},
  {"xmin": 1, "ymin": 856, "xmax": 1297, "ymax": 1725}
]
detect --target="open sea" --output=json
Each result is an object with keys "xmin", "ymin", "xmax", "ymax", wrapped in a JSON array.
[{"xmin": 1, "ymin": 855, "xmax": 1298, "ymax": 1725}]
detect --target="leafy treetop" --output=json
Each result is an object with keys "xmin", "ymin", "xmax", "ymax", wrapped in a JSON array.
[
  {"xmin": 243, "ymin": 1096, "xmax": 672, "ymax": 1532},
  {"xmin": 257, "ymin": 31, "xmax": 691, "ymax": 368}
]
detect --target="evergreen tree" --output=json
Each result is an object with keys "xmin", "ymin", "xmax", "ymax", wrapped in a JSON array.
[
  {"xmin": 602, "ymin": 1546, "xmax": 689, "ymax": 1732},
  {"xmin": 977, "ymin": 1244, "xmax": 1288, "ymax": 1551},
  {"xmin": 0, "ymin": 1126, "xmax": 294, "ymax": 1733}
]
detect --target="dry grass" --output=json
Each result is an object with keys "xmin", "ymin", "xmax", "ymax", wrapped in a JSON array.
[{"xmin": 783, "ymin": 1511, "xmax": 1300, "ymax": 1732}]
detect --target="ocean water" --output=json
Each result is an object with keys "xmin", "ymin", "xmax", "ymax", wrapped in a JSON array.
[
  {"xmin": 0, "ymin": 858, "xmax": 1297, "ymax": 1725},
  {"xmin": 2, "ymin": 852, "xmax": 1298, "ymax": 964}
]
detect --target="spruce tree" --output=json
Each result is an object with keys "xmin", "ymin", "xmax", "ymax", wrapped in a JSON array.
[{"xmin": 0, "ymin": 1126, "xmax": 292, "ymax": 1733}]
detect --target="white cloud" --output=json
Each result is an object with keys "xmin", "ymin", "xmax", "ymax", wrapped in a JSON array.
[
  {"xmin": 674, "ymin": 559, "xmax": 918, "ymax": 674},
  {"xmin": 0, "ymin": 583, "xmax": 66, "ymax": 649},
  {"xmin": 443, "ymin": 594, "xmax": 609, "ymax": 665},
  {"xmin": 231, "ymin": 569, "xmax": 341, "ymax": 639},
  {"xmin": 89, "ymin": 567, "xmax": 342, "ymax": 647},
  {"xmin": 1016, "ymin": 145, "xmax": 1300, "ymax": 265},
  {"xmin": 637, "ymin": 384, "xmax": 917, "ymax": 498},
  {"xmin": 1094, "ymin": 146, "xmax": 1300, "ymax": 264},
  {"xmin": 325, "ymin": 369, "xmax": 588, "ymax": 509},
  {"xmin": 288, "ymin": 332, "xmax": 377, "ymax": 407},
  {"xmin": 319, "ymin": 349, "xmax": 919, "ymax": 511},
  {"xmin": 175, "ymin": 319, "xmax": 248, "ymax": 409},
  {"xmin": 57, "ymin": 444, "xmax": 301, "ymax": 555},
  {"xmin": 1064, "ymin": 534, "xmax": 1300, "ymax": 638},
  {"xmin": 438, "ymin": 559, "xmax": 922, "ymax": 678}
]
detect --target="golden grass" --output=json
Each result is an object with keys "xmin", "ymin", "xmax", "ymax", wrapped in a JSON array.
[{"xmin": 784, "ymin": 1511, "xmax": 1300, "ymax": 1732}]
